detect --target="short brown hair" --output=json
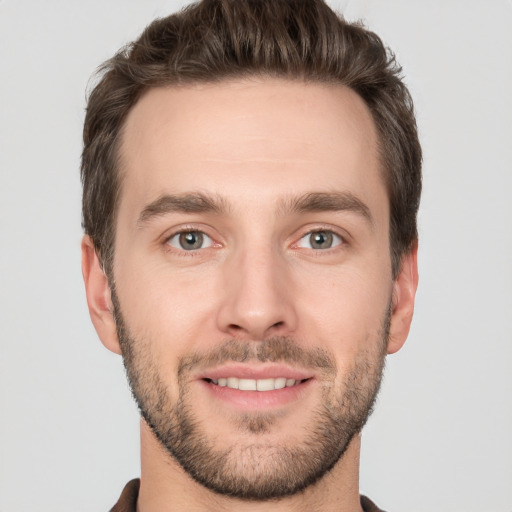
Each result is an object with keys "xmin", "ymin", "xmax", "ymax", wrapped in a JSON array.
[{"xmin": 81, "ymin": 0, "xmax": 421, "ymax": 278}]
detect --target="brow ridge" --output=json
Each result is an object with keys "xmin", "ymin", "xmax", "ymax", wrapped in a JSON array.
[
  {"xmin": 137, "ymin": 192, "xmax": 228, "ymax": 226},
  {"xmin": 278, "ymin": 191, "xmax": 373, "ymax": 225},
  {"xmin": 136, "ymin": 190, "xmax": 372, "ymax": 226}
]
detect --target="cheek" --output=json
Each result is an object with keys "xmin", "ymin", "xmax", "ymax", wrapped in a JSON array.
[
  {"xmin": 114, "ymin": 259, "xmax": 222, "ymax": 357},
  {"xmin": 293, "ymin": 264, "xmax": 391, "ymax": 354}
]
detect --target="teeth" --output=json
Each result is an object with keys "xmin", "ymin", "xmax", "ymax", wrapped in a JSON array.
[
  {"xmin": 239, "ymin": 379, "xmax": 257, "ymax": 391},
  {"xmin": 257, "ymin": 378, "xmax": 275, "ymax": 391},
  {"xmin": 227, "ymin": 377, "xmax": 239, "ymax": 389},
  {"xmin": 274, "ymin": 377, "xmax": 286, "ymax": 389},
  {"xmin": 210, "ymin": 377, "xmax": 300, "ymax": 391}
]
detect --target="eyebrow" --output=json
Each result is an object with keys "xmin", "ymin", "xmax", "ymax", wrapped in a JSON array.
[
  {"xmin": 278, "ymin": 191, "xmax": 373, "ymax": 225},
  {"xmin": 137, "ymin": 191, "xmax": 373, "ymax": 227},
  {"xmin": 137, "ymin": 192, "xmax": 229, "ymax": 226}
]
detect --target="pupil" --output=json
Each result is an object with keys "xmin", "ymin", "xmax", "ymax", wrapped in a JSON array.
[
  {"xmin": 311, "ymin": 231, "xmax": 332, "ymax": 249},
  {"xmin": 180, "ymin": 232, "xmax": 202, "ymax": 250}
]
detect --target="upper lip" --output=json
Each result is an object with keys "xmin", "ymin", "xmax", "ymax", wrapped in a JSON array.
[{"xmin": 196, "ymin": 363, "xmax": 314, "ymax": 381}]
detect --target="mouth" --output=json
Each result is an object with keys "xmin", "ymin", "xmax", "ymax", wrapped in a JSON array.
[
  {"xmin": 204, "ymin": 376, "xmax": 309, "ymax": 391},
  {"xmin": 197, "ymin": 364, "xmax": 315, "ymax": 409}
]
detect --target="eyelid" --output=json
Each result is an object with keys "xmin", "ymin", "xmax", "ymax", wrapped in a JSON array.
[
  {"xmin": 167, "ymin": 230, "xmax": 213, "ymax": 250},
  {"xmin": 291, "ymin": 226, "xmax": 348, "ymax": 250},
  {"xmin": 162, "ymin": 224, "xmax": 221, "ymax": 253},
  {"xmin": 160, "ymin": 224, "xmax": 348, "ymax": 254}
]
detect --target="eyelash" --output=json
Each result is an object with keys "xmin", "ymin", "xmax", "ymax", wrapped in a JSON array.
[
  {"xmin": 294, "ymin": 229, "xmax": 345, "ymax": 251},
  {"xmin": 163, "ymin": 226, "xmax": 217, "ymax": 256},
  {"xmin": 162, "ymin": 226, "xmax": 347, "ymax": 256}
]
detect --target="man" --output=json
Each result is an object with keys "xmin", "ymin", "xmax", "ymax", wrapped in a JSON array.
[{"xmin": 81, "ymin": 0, "xmax": 421, "ymax": 510}]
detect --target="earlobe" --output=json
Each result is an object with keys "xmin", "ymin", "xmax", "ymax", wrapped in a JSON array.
[
  {"xmin": 81, "ymin": 235, "xmax": 122, "ymax": 355},
  {"xmin": 387, "ymin": 243, "xmax": 419, "ymax": 355}
]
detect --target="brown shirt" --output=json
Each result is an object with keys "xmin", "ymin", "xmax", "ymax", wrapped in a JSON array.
[{"xmin": 110, "ymin": 479, "xmax": 386, "ymax": 512}]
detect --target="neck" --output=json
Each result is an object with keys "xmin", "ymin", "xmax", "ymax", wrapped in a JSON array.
[{"xmin": 137, "ymin": 420, "xmax": 364, "ymax": 512}]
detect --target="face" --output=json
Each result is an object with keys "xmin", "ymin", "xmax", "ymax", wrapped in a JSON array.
[{"xmin": 87, "ymin": 78, "xmax": 415, "ymax": 500}]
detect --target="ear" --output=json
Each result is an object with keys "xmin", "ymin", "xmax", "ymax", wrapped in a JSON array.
[
  {"xmin": 387, "ymin": 242, "xmax": 419, "ymax": 355},
  {"xmin": 81, "ymin": 235, "xmax": 122, "ymax": 355}
]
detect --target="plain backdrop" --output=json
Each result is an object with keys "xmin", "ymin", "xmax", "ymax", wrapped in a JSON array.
[{"xmin": 0, "ymin": 1, "xmax": 511, "ymax": 511}]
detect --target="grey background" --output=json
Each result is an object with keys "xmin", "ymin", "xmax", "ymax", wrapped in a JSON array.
[{"xmin": 0, "ymin": 1, "xmax": 511, "ymax": 510}]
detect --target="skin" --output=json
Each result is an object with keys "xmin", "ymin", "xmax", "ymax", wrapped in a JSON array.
[{"xmin": 82, "ymin": 78, "xmax": 418, "ymax": 511}]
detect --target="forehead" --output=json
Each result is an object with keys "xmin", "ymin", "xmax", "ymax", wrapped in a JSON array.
[{"xmin": 118, "ymin": 78, "xmax": 385, "ymax": 220}]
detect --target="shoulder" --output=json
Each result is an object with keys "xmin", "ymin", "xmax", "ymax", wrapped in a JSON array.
[
  {"xmin": 361, "ymin": 494, "xmax": 387, "ymax": 512},
  {"xmin": 109, "ymin": 478, "xmax": 140, "ymax": 512}
]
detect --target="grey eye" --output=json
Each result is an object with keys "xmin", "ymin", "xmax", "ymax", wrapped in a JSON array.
[
  {"xmin": 298, "ymin": 230, "xmax": 342, "ymax": 250},
  {"xmin": 168, "ymin": 231, "xmax": 213, "ymax": 251}
]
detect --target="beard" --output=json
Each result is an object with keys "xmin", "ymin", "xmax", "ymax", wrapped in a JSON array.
[{"xmin": 112, "ymin": 289, "xmax": 389, "ymax": 501}]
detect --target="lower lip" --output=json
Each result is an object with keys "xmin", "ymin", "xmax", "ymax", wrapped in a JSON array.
[{"xmin": 199, "ymin": 379, "xmax": 313, "ymax": 409}]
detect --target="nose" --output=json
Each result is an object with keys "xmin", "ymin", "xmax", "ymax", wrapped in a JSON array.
[{"xmin": 216, "ymin": 245, "xmax": 298, "ymax": 340}]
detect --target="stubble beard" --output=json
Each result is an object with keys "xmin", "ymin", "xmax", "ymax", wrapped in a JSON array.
[{"xmin": 112, "ymin": 289, "xmax": 389, "ymax": 501}]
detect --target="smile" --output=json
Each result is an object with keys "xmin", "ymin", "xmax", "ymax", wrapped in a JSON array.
[
  {"xmin": 206, "ymin": 377, "xmax": 306, "ymax": 391},
  {"xmin": 197, "ymin": 364, "xmax": 315, "ymax": 408}
]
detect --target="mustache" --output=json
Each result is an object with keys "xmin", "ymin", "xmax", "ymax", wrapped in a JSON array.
[{"xmin": 178, "ymin": 337, "xmax": 337, "ymax": 378}]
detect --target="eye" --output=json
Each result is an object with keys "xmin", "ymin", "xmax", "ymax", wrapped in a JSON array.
[
  {"xmin": 167, "ymin": 231, "xmax": 213, "ymax": 251},
  {"xmin": 297, "ymin": 230, "xmax": 343, "ymax": 250}
]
